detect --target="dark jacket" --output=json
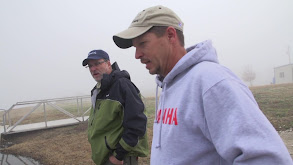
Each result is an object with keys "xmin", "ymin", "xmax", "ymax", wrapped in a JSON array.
[{"xmin": 88, "ymin": 62, "xmax": 148, "ymax": 165}]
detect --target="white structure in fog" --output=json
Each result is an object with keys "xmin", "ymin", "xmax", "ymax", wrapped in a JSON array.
[{"xmin": 274, "ymin": 64, "xmax": 293, "ymax": 84}]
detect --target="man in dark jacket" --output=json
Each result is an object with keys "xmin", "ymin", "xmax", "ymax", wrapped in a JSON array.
[{"xmin": 82, "ymin": 49, "xmax": 148, "ymax": 165}]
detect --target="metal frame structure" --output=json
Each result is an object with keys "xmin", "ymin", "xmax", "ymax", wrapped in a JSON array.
[
  {"xmin": 0, "ymin": 153, "xmax": 40, "ymax": 165},
  {"xmin": 1, "ymin": 95, "xmax": 91, "ymax": 134}
]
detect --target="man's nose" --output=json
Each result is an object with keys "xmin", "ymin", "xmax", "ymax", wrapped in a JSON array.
[{"xmin": 135, "ymin": 49, "xmax": 143, "ymax": 59}]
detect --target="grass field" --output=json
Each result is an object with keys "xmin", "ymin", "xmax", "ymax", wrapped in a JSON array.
[
  {"xmin": 250, "ymin": 83, "xmax": 293, "ymax": 131},
  {"xmin": 1, "ymin": 83, "xmax": 292, "ymax": 164}
]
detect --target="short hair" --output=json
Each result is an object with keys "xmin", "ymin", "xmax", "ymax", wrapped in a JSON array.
[{"xmin": 148, "ymin": 26, "xmax": 185, "ymax": 47}]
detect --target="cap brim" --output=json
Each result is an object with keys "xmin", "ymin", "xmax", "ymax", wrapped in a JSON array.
[
  {"xmin": 113, "ymin": 26, "xmax": 153, "ymax": 49},
  {"xmin": 82, "ymin": 56, "xmax": 104, "ymax": 66},
  {"xmin": 82, "ymin": 59, "xmax": 88, "ymax": 66}
]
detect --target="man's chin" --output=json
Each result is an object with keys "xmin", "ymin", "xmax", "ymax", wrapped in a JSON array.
[
  {"xmin": 93, "ymin": 76, "xmax": 101, "ymax": 82},
  {"xmin": 148, "ymin": 70, "xmax": 157, "ymax": 75}
]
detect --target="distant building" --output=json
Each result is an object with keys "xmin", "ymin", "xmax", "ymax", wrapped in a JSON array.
[{"xmin": 274, "ymin": 64, "xmax": 293, "ymax": 84}]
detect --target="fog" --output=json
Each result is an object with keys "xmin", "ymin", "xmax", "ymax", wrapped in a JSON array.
[{"xmin": 1, "ymin": 0, "xmax": 293, "ymax": 109}]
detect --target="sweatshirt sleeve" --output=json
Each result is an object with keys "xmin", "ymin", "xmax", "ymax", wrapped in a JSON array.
[
  {"xmin": 203, "ymin": 79, "xmax": 292, "ymax": 164},
  {"xmin": 114, "ymin": 79, "xmax": 147, "ymax": 160}
]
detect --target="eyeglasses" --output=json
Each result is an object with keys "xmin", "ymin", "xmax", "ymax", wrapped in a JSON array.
[{"xmin": 85, "ymin": 59, "xmax": 108, "ymax": 69}]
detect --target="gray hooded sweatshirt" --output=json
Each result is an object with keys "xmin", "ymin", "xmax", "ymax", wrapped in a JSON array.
[{"xmin": 151, "ymin": 40, "xmax": 292, "ymax": 165}]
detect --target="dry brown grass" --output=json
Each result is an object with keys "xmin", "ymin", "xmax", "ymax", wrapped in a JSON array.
[{"xmin": 2, "ymin": 123, "xmax": 94, "ymax": 165}]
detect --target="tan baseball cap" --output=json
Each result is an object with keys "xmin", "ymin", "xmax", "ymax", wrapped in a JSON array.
[{"xmin": 113, "ymin": 5, "xmax": 184, "ymax": 49}]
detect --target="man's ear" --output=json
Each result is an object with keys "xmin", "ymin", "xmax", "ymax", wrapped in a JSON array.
[
  {"xmin": 166, "ymin": 26, "xmax": 177, "ymax": 43},
  {"xmin": 107, "ymin": 60, "xmax": 111, "ymax": 67}
]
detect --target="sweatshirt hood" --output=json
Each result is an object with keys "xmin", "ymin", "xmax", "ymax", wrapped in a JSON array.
[
  {"xmin": 154, "ymin": 40, "xmax": 219, "ymax": 148},
  {"xmin": 155, "ymin": 40, "xmax": 218, "ymax": 86}
]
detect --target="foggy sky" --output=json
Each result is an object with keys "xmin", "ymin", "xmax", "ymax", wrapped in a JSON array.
[{"xmin": 1, "ymin": 0, "xmax": 293, "ymax": 109}]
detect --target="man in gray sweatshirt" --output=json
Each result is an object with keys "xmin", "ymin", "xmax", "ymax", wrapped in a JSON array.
[{"xmin": 113, "ymin": 5, "xmax": 293, "ymax": 165}]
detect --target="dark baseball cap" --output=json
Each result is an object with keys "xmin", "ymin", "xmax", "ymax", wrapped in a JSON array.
[{"xmin": 82, "ymin": 49, "xmax": 110, "ymax": 66}]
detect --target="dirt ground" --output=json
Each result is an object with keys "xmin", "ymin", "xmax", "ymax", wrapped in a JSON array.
[
  {"xmin": 0, "ymin": 123, "xmax": 292, "ymax": 165},
  {"xmin": 279, "ymin": 129, "xmax": 293, "ymax": 159}
]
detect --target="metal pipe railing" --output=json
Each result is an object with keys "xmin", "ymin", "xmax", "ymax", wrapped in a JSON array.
[{"xmin": 1, "ymin": 95, "xmax": 91, "ymax": 134}]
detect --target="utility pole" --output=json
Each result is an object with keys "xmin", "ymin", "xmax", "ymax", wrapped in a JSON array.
[{"xmin": 287, "ymin": 46, "xmax": 292, "ymax": 64}]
